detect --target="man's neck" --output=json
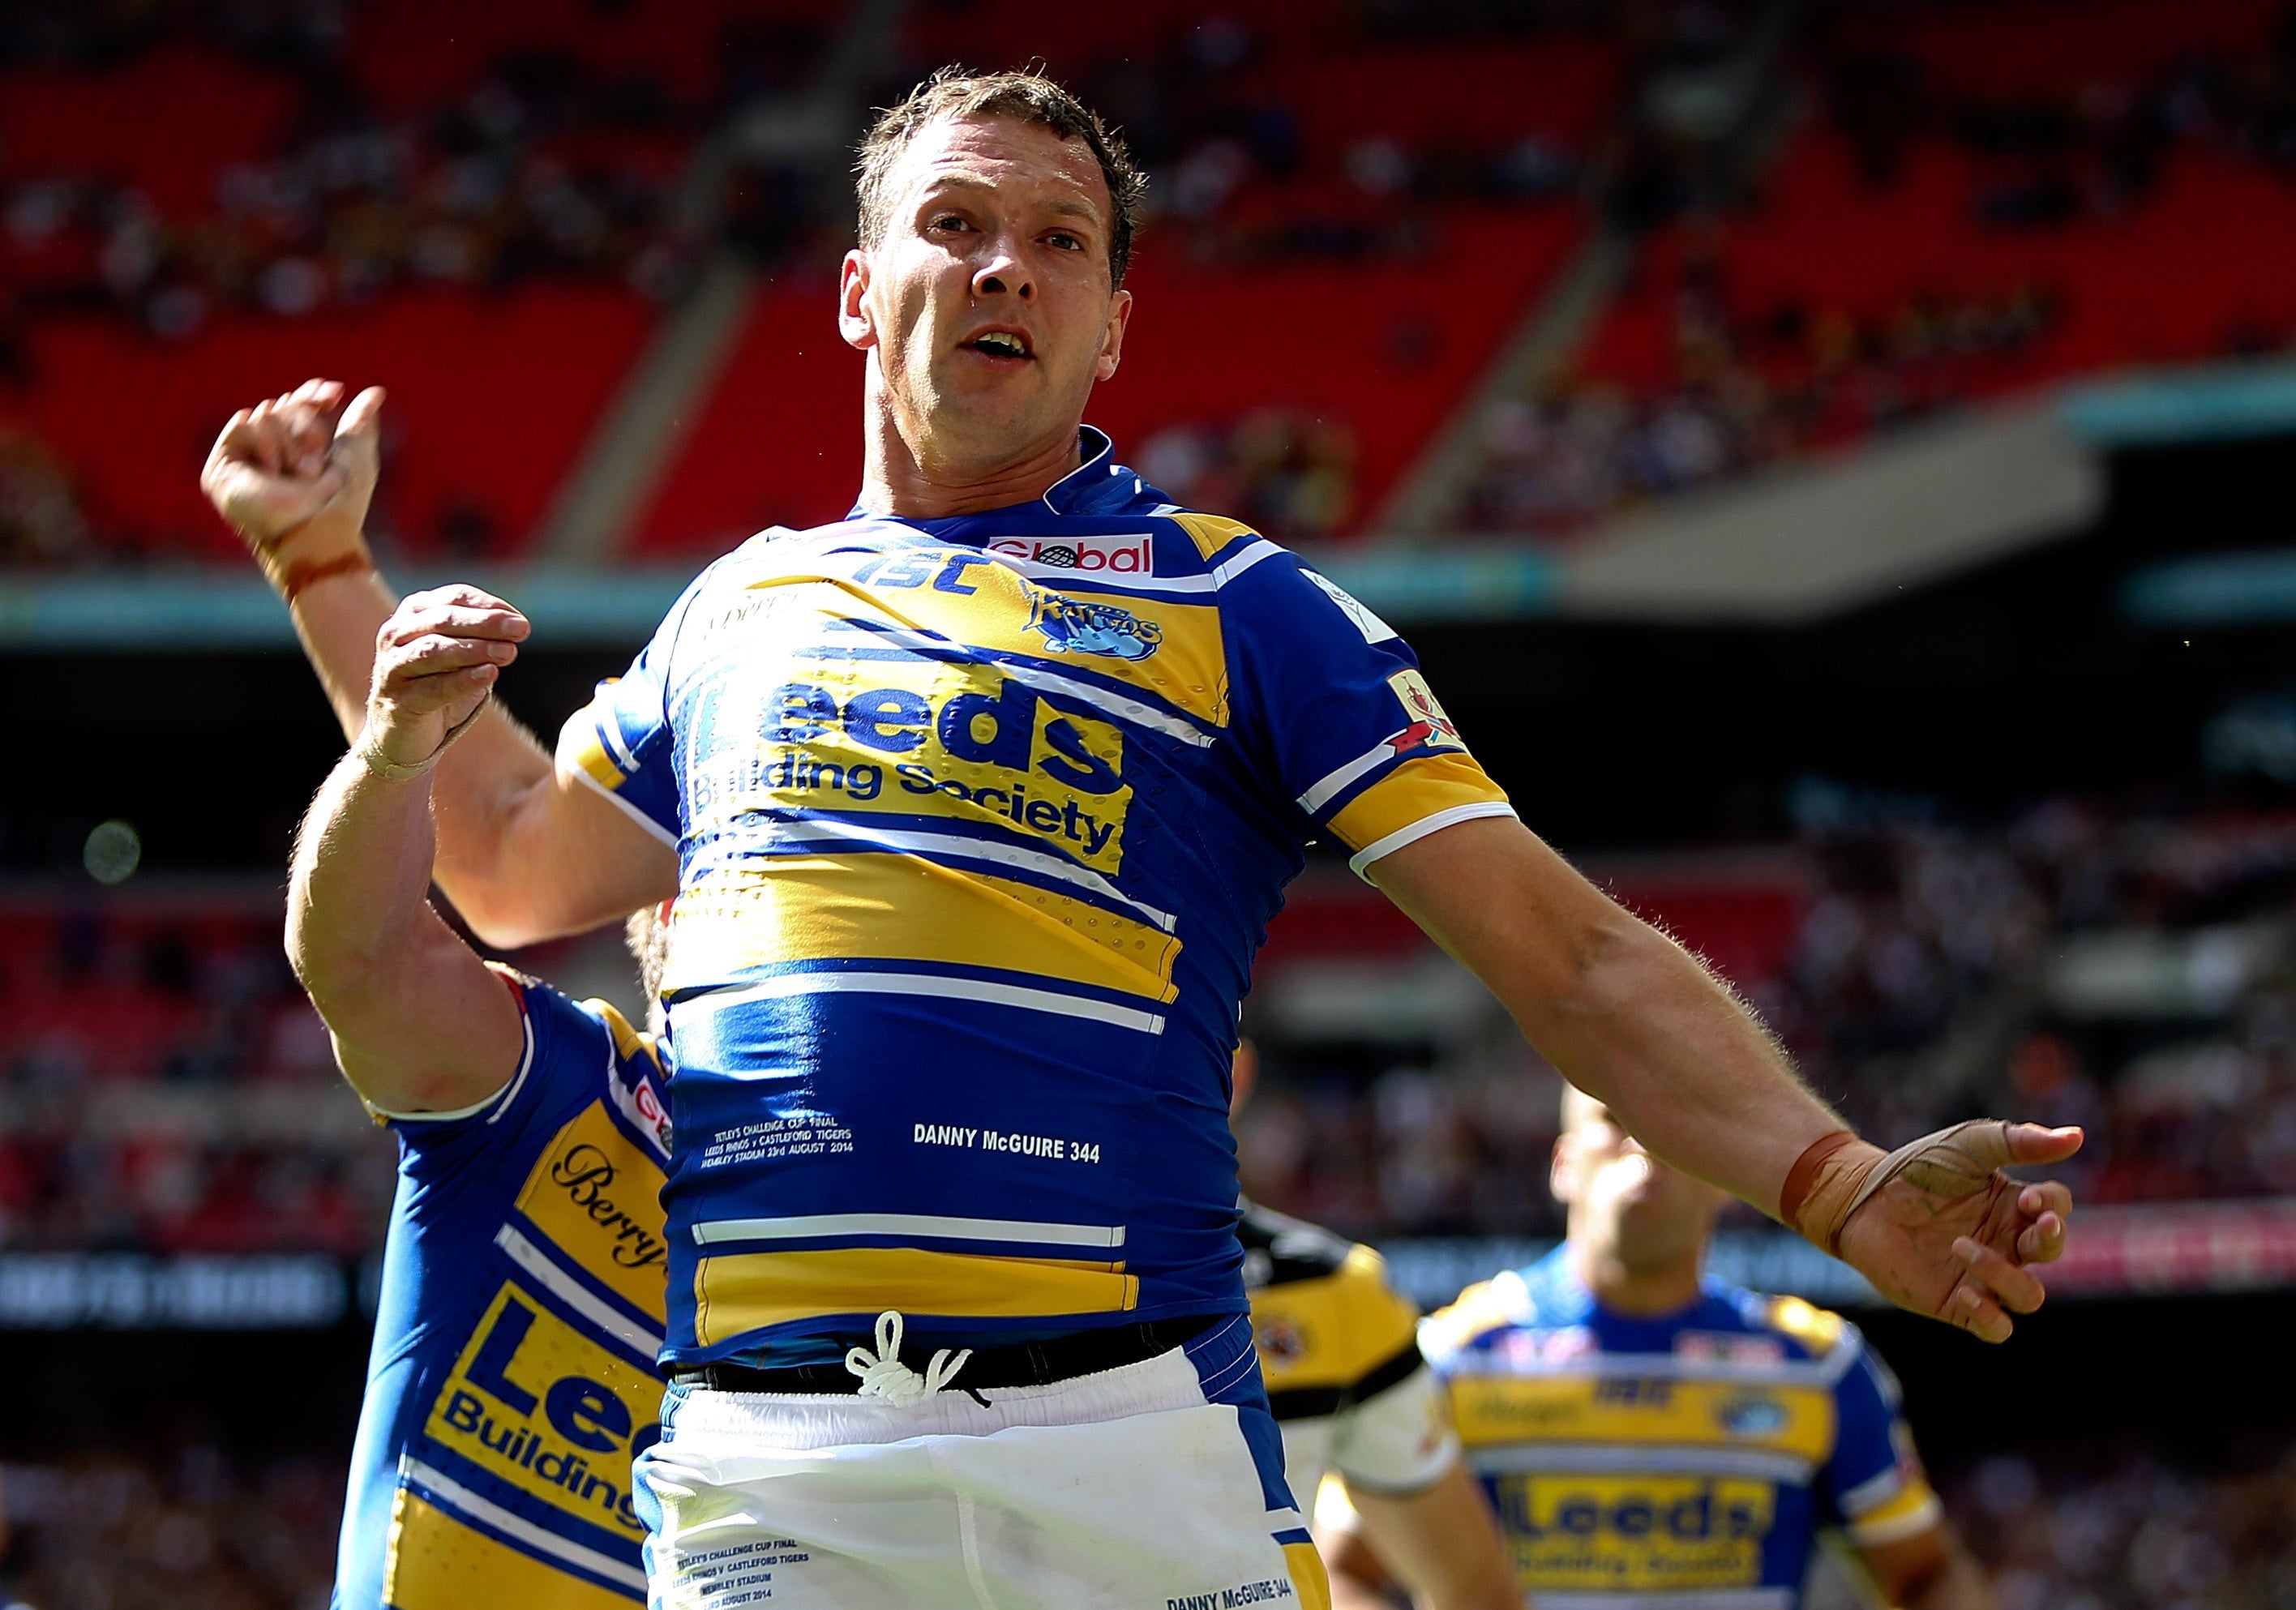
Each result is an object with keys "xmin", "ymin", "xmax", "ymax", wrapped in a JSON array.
[
  {"xmin": 857, "ymin": 397, "xmax": 1086, "ymax": 520},
  {"xmin": 1567, "ymin": 1236, "xmax": 1705, "ymax": 1319}
]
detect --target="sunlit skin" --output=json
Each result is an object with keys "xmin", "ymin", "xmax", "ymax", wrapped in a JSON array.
[
  {"xmin": 1553, "ymin": 1085, "xmax": 1731, "ymax": 1316},
  {"xmin": 839, "ymin": 114, "xmax": 1133, "ymax": 519}
]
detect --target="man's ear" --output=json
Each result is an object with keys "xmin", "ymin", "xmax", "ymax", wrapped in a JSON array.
[
  {"xmin": 1094, "ymin": 287, "xmax": 1133, "ymax": 383},
  {"xmin": 838, "ymin": 249, "xmax": 876, "ymax": 351}
]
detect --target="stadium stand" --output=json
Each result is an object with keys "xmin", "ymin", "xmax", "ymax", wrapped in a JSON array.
[{"xmin": 1455, "ymin": 0, "xmax": 2296, "ymax": 535}]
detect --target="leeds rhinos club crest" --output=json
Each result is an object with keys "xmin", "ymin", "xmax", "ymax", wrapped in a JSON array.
[{"xmin": 1022, "ymin": 584, "xmax": 1164, "ymax": 661}]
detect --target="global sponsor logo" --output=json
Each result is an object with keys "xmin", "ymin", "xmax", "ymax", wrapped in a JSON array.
[
  {"xmin": 1023, "ymin": 584, "xmax": 1164, "ymax": 661},
  {"xmin": 987, "ymin": 533, "xmax": 1153, "ymax": 574}
]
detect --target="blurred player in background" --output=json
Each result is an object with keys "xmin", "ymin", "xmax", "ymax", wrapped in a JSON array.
[
  {"xmin": 203, "ymin": 63, "xmax": 2075, "ymax": 1610},
  {"xmin": 1324, "ymin": 1085, "xmax": 1992, "ymax": 1610},
  {"xmin": 280, "ymin": 544, "xmax": 673, "ymax": 1608},
  {"xmin": 1233, "ymin": 1043, "xmax": 1515, "ymax": 1610}
]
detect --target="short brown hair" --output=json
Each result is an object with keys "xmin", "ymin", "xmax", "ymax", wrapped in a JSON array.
[{"xmin": 855, "ymin": 66, "xmax": 1148, "ymax": 289}]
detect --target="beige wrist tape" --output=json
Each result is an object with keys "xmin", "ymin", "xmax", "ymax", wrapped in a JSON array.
[
  {"xmin": 1783, "ymin": 1120, "xmax": 2015, "ymax": 1257},
  {"xmin": 354, "ymin": 692, "xmax": 491, "ymax": 783},
  {"xmin": 252, "ymin": 518, "xmax": 372, "ymax": 598}
]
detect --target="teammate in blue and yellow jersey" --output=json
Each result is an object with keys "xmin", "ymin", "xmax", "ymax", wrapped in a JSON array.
[
  {"xmin": 205, "ymin": 65, "xmax": 2075, "ymax": 1610},
  {"xmin": 1338, "ymin": 1085, "xmax": 1994, "ymax": 1610},
  {"xmin": 281, "ymin": 597, "xmax": 674, "ymax": 1608}
]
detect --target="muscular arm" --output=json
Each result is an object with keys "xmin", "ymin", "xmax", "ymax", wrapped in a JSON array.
[
  {"xmin": 206, "ymin": 381, "xmax": 675, "ymax": 946},
  {"xmin": 1859, "ymin": 1523, "xmax": 1994, "ymax": 1610},
  {"xmin": 1370, "ymin": 816, "xmax": 2076, "ymax": 1341},
  {"xmin": 1342, "ymin": 1463, "xmax": 1518, "ymax": 1610},
  {"xmin": 1370, "ymin": 816, "xmax": 1836, "ymax": 1219},
  {"xmin": 285, "ymin": 645, "xmax": 524, "ymax": 1114}
]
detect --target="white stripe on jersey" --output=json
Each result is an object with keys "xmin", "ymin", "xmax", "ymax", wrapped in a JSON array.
[
  {"xmin": 1465, "ymin": 1442, "xmax": 1815, "ymax": 1484},
  {"xmin": 495, "ymin": 1223, "xmax": 664, "ymax": 1359},
  {"xmin": 1210, "ymin": 540, "xmax": 1287, "ymax": 589},
  {"xmin": 850, "ymin": 618, "xmax": 1217, "ymax": 747},
  {"xmin": 679, "ymin": 970, "xmax": 1168, "ymax": 1036},
  {"xmin": 692, "ymin": 1211, "xmax": 1127, "ymax": 1250},
  {"xmin": 1348, "ymin": 801, "xmax": 1518, "ymax": 876},
  {"xmin": 400, "ymin": 1455, "xmax": 648, "ymax": 1590},
  {"xmin": 1297, "ymin": 739, "xmax": 1394, "ymax": 816}
]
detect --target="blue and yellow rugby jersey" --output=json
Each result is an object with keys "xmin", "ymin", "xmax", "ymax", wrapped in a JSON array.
[
  {"xmin": 1419, "ymin": 1250, "xmax": 1943, "ymax": 1609},
  {"xmin": 334, "ymin": 975, "xmax": 672, "ymax": 1610},
  {"xmin": 558, "ymin": 426, "xmax": 1515, "ymax": 1368}
]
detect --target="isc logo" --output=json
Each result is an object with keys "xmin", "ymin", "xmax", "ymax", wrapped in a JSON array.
[{"xmin": 427, "ymin": 1288, "xmax": 662, "ymax": 1534}]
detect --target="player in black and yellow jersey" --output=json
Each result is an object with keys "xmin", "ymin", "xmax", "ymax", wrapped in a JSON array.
[{"xmin": 1236, "ymin": 1046, "xmax": 1515, "ymax": 1610}]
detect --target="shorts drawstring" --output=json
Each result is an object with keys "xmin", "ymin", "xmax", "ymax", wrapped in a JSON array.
[{"xmin": 845, "ymin": 1310, "xmax": 973, "ymax": 1407}]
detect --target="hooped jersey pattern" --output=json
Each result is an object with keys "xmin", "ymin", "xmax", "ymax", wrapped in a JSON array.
[
  {"xmin": 334, "ymin": 978, "xmax": 673, "ymax": 1610},
  {"xmin": 1241, "ymin": 1200, "xmax": 1456, "ymax": 1500},
  {"xmin": 562, "ymin": 427, "xmax": 1514, "ymax": 1369},
  {"xmin": 1418, "ymin": 1252, "xmax": 1943, "ymax": 1610}
]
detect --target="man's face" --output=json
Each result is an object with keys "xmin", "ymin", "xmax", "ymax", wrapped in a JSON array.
[
  {"xmin": 841, "ymin": 113, "xmax": 1132, "ymax": 477},
  {"xmin": 1552, "ymin": 1093, "xmax": 1728, "ymax": 1274}
]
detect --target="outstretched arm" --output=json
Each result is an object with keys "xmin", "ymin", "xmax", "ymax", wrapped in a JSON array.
[
  {"xmin": 1370, "ymin": 815, "xmax": 2077, "ymax": 1342},
  {"xmin": 205, "ymin": 380, "xmax": 676, "ymax": 944},
  {"xmin": 285, "ymin": 587, "xmax": 524, "ymax": 1112}
]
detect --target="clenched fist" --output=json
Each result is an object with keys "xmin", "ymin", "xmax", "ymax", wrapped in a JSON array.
[
  {"xmin": 201, "ymin": 379, "xmax": 383, "ymax": 597},
  {"xmin": 358, "ymin": 585, "xmax": 530, "ymax": 780}
]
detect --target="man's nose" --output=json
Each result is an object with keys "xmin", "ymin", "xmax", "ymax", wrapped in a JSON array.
[{"xmin": 973, "ymin": 241, "xmax": 1034, "ymax": 302}]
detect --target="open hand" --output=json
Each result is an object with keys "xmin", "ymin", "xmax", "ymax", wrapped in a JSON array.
[
  {"xmin": 1831, "ymin": 1121, "xmax": 2080, "ymax": 1344},
  {"xmin": 362, "ymin": 585, "xmax": 530, "ymax": 774},
  {"xmin": 201, "ymin": 379, "xmax": 383, "ymax": 584}
]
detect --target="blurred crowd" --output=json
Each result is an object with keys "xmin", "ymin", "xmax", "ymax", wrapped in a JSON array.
[
  {"xmin": 1945, "ymin": 1446, "xmax": 2296, "ymax": 1610},
  {"xmin": 0, "ymin": 906, "xmax": 392, "ymax": 1256},
  {"xmin": 2, "ymin": 1449, "xmax": 341, "ymax": 1610},
  {"xmin": 1137, "ymin": 409, "xmax": 1359, "ymax": 540},
  {"xmin": 1460, "ymin": 269, "xmax": 2060, "ymax": 535},
  {"xmin": 1237, "ymin": 796, "xmax": 2296, "ymax": 1242},
  {"xmin": 1459, "ymin": 0, "xmax": 2296, "ymax": 535}
]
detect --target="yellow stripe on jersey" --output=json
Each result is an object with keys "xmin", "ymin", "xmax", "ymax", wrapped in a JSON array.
[
  {"xmin": 1845, "ymin": 1478, "xmax": 1943, "ymax": 1546},
  {"xmin": 669, "ymin": 857, "xmax": 1180, "ymax": 1003},
  {"xmin": 1167, "ymin": 511, "xmax": 1259, "ymax": 563},
  {"xmin": 1449, "ymin": 1376, "xmax": 1836, "ymax": 1467},
  {"xmin": 692, "ymin": 1247, "xmax": 1139, "ymax": 1344},
  {"xmin": 560, "ymin": 721, "xmax": 631, "ymax": 794},
  {"xmin": 1252, "ymin": 1245, "xmax": 1421, "ymax": 1395},
  {"xmin": 1326, "ymin": 754, "xmax": 1510, "ymax": 853},
  {"xmin": 1764, "ymin": 1294, "xmax": 1848, "ymax": 1355},
  {"xmin": 1282, "ymin": 1539, "xmax": 1334, "ymax": 1610},
  {"xmin": 1420, "ymin": 1275, "xmax": 1525, "ymax": 1359},
  {"xmin": 1489, "ymin": 1473, "xmax": 1776, "ymax": 1593},
  {"xmin": 588, "ymin": 1000, "xmax": 655, "ymax": 1067},
  {"xmin": 512, "ymin": 1100, "xmax": 670, "ymax": 1320},
  {"xmin": 383, "ymin": 1492, "xmax": 636, "ymax": 1610}
]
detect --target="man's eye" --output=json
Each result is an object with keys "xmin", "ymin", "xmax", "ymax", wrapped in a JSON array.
[
  {"xmin": 1045, "ymin": 232, "xmax": 1082, "ymax": 251},
  {"xmin": 931, "ymin": 214, "xmax": 971, "ymax": 233}
]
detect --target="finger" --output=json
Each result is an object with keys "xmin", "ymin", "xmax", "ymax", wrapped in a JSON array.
[
  {"xmin": 384, "ymin": 633, "xmax": 520, "ymax": 677},
  {"xmin": 408, "ymin": 582, "xmax": 522, "ymax": 618},
  {"xmin": 1947, "ymin": 1281, "xmax": 2013, "ymax": 1344},
  {"xmin": 2019, "ymin": 1180, "xmax": 2072, "ymax": 1222},
  {"xmin": 380, "ymin": 606, "xmax": 531, "ymax": 648},
  {"xmin": 2016, "ymin": 1210, "xmax": 2067, "ymax": 1265},
  {"xmin": 246, "ymin": 400, "xmax": 283, "ymax": 473},
  {"xmin": 379, "ymin": 662, "xmax": 497, "ymax": 719},
  {"xmin": 338, "ymin": 385, "xmax": 386, "ymax": 443},
  {"xmin": 2005, "ymin": 1124, "xmax": 2084, "ymax": 1165},
  {"xmin": 1954, "ymin": 1234, "xmax": 2048, "ymax": 1313}
]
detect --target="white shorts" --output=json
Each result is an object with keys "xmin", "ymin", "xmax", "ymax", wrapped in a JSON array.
[{"xmin": 636, "ymin": 1314, "xmax": 1330, "ymax": 1610}]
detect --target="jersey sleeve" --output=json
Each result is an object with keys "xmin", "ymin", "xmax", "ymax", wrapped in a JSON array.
[
  {"xmin": 1220, "ymin": 542, "xmax": 1514, "ymax": 876},
  {"xmin": 1327, "ymin": 1360, "xmax": 1459, "ymax": 1494},
  {"xmin": 553, "ymin": 566, "xmax": 717, "ymax": 847},
  {"xmin": 1822, "ymin": 1324, "xmax": 1944, "ymax": 1548}
]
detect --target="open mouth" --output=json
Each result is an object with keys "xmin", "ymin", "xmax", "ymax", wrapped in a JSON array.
[{"xmin": 963, "ymin": 329, "xmax": 1034, "ymax": 360}]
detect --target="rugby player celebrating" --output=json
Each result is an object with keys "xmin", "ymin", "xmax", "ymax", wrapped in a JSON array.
[{"xmin": 205, "ymin": 68, "xmax": 2076, "ymax": 1610}]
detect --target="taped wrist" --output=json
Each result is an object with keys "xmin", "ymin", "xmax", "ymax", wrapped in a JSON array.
[
  {"xmin": 1784, "ymin": 1120, "xmax": 2015, "ymax": 1257},
  {"xmin": 251, "ymin": 515, "xmax": 372, "ymax": 600},
  {"xmin": 353, "ymin": 692, "xmax": 491, "ymax": 783}
]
